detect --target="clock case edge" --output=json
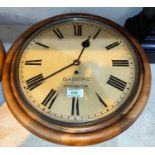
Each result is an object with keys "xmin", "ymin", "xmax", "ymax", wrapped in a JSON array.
[
  {"xmin": 11, "ymin": 14, "xmax": 143, "ymax": 132},
  {"xmin": 0, "ymin": 40, "xmax": 6, "ymax": 80},
  {"xmin": 2, "ymin": 13, "xmax": 151, "ymax": 146}
]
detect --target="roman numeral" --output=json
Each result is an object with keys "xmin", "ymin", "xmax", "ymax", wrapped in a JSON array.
[
  {"xmin": 96, "ymin": 93, "xmax": 107, "ymax": 107},
  {"xmin": 74, "ymin": 25, "xmax": 82, "ymax": 36},
  {"xmin": 107, "ymin": 75, "xmax": 127, "ymax": 91},
  {"xmin": 93, "ymin": 28, "xmax": 101, "ymax": 39},
  {"xmin": 25, "ymin": 59, "xmax": 42, "ymax": 65},
  {"xmin": 53, "ymin": 28, "xmax": 64, "ymax": 39},
  {"xmin": 105, "ymin": 41, "xmax": 120, "ymax": 50},
  {"xmin": 71, "ymin": 97, "xmax": 79, "ymax": 115},
  {"xmin": 41, "ymin": 89, "xmax": 58, "ymax": 109},
  {"xmin": 26, "ymin": 74, "xmax": 44, "ymax": 91},
  {"xmin": 112, "ymin": 60, "xmax": 129, "ymax": 67},
  {"xmin": 35, "ymin": 42, "xmax": 49, "ymax": 48}
]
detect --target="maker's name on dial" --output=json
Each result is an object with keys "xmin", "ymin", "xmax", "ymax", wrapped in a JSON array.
[
  {"xmin": 64, "ymin": 84, "xmax": 88, "ymax": 88},
  {"xmin": 63, "ymin": 77, "xmax": 92, "ymax": 81}
]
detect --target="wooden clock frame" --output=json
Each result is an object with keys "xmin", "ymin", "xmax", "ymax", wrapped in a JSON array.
[{"xmin": 2, "ymin": 13, "xmax": 151, "ymax": 146}]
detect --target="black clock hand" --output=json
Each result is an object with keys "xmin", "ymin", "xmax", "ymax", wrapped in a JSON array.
[
  {"xmin": 44, "ymin": 63, "xmax": 74, "ymax": 80},
  {"xmin": 44, "ymin": 60, "xmax": 80, "ymax": 80},
  {"xmin": 43, "ymin": 37, "xmax": 91, "ymax": 80},
  {"xmin": 76, "ymin": 36, "xmax": 91, "ymax": 61}
]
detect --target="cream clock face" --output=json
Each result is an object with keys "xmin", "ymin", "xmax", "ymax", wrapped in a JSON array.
[{"xmin": 15, "ymin": 18, "xmax": 140, "ymax": 124}]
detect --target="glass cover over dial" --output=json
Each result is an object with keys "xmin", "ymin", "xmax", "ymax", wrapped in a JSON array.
[{"xmin": 15, "ymin": 18, "xmax": 140, "ymax": 124}]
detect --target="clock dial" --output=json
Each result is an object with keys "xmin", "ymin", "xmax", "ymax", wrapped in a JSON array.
[
  {"xmin": 15, "ymin": 19, "xmax": 140, "ymax": 124},
  {"xmin": 3, "ymin": 13, "xmax": 150, "ymax": 145}
]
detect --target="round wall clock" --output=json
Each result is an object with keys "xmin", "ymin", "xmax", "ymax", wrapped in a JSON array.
[
  {"xmin": 2, "ymin": 13, "xmax": 151, "ymax": 146},
  {"xmin": 0, "ymin": 40, "xmax": 6, "ymax": 80}
]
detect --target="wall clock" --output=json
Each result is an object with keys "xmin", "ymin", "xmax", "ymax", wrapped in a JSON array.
[{"xmin": 2, "ymin": 13, "xmax": 151, "ymax": 146}]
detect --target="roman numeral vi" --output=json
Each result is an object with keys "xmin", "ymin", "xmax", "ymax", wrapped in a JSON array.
[{"xmin": 71, "ymin": 97, "xmax": 79, "ymax": 115}]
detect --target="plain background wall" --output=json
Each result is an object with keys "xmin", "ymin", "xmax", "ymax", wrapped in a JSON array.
[{"xmin": 0, "ymin": 7, "xmax": 142, "ymax": 26}]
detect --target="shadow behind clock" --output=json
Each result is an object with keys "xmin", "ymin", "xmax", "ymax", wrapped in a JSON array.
[{"xmin": 124, "ymin": 7, "xmax": 155, "ymax": 63}]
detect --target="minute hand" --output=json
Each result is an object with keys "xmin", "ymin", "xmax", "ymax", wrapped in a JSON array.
[
  {"xmin": 76, "ymin": 36, "xmax": 91, "ymax": 61},
  {"xmin": 44, "ymin": 62, "xmax": 74, "ymax": 80}
]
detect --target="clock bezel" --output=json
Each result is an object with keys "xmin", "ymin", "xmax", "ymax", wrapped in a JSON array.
[
  {"xmin": 13, "ymin": 16, "xmax": 141, "ymax": 128},
  {"xmin": 2, "ymin": 13, "xmax": 151, "ymax": 146}
]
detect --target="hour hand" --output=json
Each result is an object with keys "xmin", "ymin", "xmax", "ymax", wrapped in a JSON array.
[
  {"xmin": 82, "ymin": 36, "xmax": 91, "ymax": 48},
  {"xmin": 77, "ymin": 36, "xmax": 91, "ymax": 61}
]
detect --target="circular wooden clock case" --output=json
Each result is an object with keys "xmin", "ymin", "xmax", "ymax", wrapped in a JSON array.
[{"xmin": 2, "ymin": 13, "xmax": 151, "ymax": 146}]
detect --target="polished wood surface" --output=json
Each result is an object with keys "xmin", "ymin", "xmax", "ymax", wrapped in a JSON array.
[
  {"xmin": 2, "ymin": 13, "xmax": 151, "ymax": 146},
  {"xmin": 0, "ymin": 40, "xmax": 6, "ymax": 80}
]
